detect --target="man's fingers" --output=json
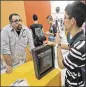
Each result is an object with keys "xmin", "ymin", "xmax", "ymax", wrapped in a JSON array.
[
  {"xmin": 6, "ymin": 66, "xmax": 13, "ymax": 74},
  {"xmin": 6, "ymin": 70, "xmax": 12, "ymax": 74}
]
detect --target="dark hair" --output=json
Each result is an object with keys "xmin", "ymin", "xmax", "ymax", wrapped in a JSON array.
[
  {"xmin": 65, "ymin": 1, "xmax": 86, "ymax": 28},
  {"xmin": 46, "ymin": 15, "xmax": 53, "ymax": 21},
  {"xmin": 9, "ymin": 13, "xmax": 20, "ymax": 22},
  {"xmin": 33, "ymin": 14, "xmax": 38, "ymax": 21}
]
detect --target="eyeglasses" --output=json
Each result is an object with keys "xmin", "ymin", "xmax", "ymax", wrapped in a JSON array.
[{"xmin": 11, "ymin": 19, "xmax": 22, "ymax": 23}]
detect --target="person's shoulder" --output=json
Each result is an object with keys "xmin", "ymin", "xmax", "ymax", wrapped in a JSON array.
[
  {"xmin": 38, "ymin": 24, "xmax": 43, "ymax": 28},
  {"xmin": 1, "ymin": 24, "xmax": 11, "ymax": 33},
  {"xmin": 30, "ymin": 24, "xmax": 37, "ymax": 28},
  {"xmin": 2, "ymin": 24, "xmax": 10, "ymax": 30},
  {"xmin": 22, "ymin": 25, "xmax": 32, "ymax": 32},
  {"xmin": 38, "ymin": 24, "xmax": 42, "ymax": 26},
  {"xmin": 31, "ymin": 24, "xmax": 42, "ymax": 28},
  {"xmin": 22, "ymin": 25, "xmax": 29, "ymax": 29}
]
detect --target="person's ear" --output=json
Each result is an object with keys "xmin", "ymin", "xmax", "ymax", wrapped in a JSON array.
[{"xmin": 71, "ymin": 17, "xmax": 76, "ymax": 26}]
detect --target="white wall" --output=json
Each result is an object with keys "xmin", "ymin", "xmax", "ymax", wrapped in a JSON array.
[
  {"xmin": 51, "ymin": 1, "xmax": 74, "ymax": 13},
  {"xmin": 51, "ymin": 1, "xmax": 74, "ymax": 20}
]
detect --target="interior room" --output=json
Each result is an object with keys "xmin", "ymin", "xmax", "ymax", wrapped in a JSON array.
[{"xmin": 1, "ymin": 0, "xmax": 86, "ymax": 86}]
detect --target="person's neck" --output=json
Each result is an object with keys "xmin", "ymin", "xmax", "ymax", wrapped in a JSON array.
[
  {"xmin": 34, "ymin": 21, "xmax": 38, "ymax": 24},
  {"xmin": 70, "ymin": 26, "xmax": 81, "ymax": 37}
]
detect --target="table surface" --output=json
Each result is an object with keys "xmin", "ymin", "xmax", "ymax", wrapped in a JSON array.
[{"xmin": 1, "ymin": 61, "xmax": 61, "ymax": 86}]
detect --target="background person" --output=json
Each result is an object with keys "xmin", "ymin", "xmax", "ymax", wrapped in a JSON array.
[
  {"xmin": 30, "ymin": 14, "xmax": 46, "ymax": 47},
  {"xmin": 46, "ymin": 15, "xmax": 57, "ymax": 42}
]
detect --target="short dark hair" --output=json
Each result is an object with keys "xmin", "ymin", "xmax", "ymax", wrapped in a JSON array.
[
  {"xmin": 65, "ymin": 1, "xmax": 86, "ymax": 28},
  {"xmin": 33, "ymin": 14, "xmax": 38, "ymax": 21},
  {"xmin": 46, "ymin": 15, "xmax": 53, "ymax": 21},
  {"xmin": 9, "ymin": 13, "xmax": 20, "ymax": 22}
]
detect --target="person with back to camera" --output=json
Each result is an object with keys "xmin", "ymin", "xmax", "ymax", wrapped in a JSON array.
[
  {"xmin": 30, "ymin": 14, "xmax": 46, "ymax": 47},
  {"xmin": 1, "ymin": 13, "xmax": 35, "ymax": 74},
  {"xmin": 46, "ymin": 1, "xmax": 86, "ymax": 87}
]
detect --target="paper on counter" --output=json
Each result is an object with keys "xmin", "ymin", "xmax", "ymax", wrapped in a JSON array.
[{"xmin": 10, "ymin": 78, "xmax": 29, "ymax": 86}]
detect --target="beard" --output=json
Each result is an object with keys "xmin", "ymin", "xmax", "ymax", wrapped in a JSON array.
[{"xmin": 17, "ymin": 24, "xmax": 22, "ymax": 31}]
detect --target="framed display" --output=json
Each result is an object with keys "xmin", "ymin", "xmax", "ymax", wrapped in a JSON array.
[{"xmin": 32, "ymin": 45, "xmax": 55, "ymax": 79}]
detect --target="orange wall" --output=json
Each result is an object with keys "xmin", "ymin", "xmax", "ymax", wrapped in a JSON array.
[
  {"xmin": 1, "ymin": 1, "xmax": 27, "ymax": 28},
  {"xmin": 24, "ymin": 1, "xmax": 51, "ymax": 32},
  {"xmin": 1, "ymin": 1, "xmax": 51, "ymax": 31}
]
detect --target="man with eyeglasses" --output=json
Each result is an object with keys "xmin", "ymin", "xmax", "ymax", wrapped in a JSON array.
[
  {"xmin": 1, "ymin": 13, "xmax": 35, "ymax": 74},
  {"xmin": 46, "ymin": 1, "xmax": 86, "ymax": 87}
]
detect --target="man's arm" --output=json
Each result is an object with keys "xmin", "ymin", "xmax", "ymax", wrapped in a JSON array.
[
  {"xmin": 1, "ymin": 30, "xmax": 13, "ymax": 73},
  {"xmin": 46, "ymin": 33, "xmax": 65, "ymax": 69},
  {"xmin": 45, "ymin": 40, "xmax": 65, "ymax": 69},
  {"xmin": 45, "ymin": 33, "xmax": 68, "ymax": 69},
  {"xmin": 44, "ymin": 41, "xmax": 69, "ymax": 50},
  {"xmin": 2, "ymin": 54, "xmax": 12, "ymax": 73},
  {"xmin": 61, "ymin": 42, "xmax": 69, "ymax": 50},
  {"xmin": 2, "ymin": 54, "xmax": 12, "ymax": 66},
  {"xmin": 56, "ymin": 33, "xmax": 65, "ymax": 69},
  {"xmin": 57, "ymin": 45, "xmax": 65, "ymax": 69},
  {"xmin": 45, "ymin": 31, "xmax": 54, "ymax": 36}
]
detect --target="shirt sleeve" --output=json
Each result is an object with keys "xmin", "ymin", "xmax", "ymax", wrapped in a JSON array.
[
  {"xmin": 27, "ymin": 29, "xmax": 35, "ymax": 51},
  {"xmin": 63, "ymin": 41, "xmax": 86, "ymax": 72},
  {"xmin": 1, "ymin": 30, "xmax": 11, "ymax": 54}
]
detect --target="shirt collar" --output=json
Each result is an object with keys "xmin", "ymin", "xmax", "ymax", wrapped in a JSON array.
[{"xmin": 69, "ymin": 30, "xmax": 84, "ymax": 46}]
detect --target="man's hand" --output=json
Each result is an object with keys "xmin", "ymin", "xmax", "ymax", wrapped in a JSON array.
[
  {"xmin": 55, "ymin": 33, "xmax": 61, "ymax": 44},
  {"xmin": 6, "ymin": 65, "xmax": 13, "ymax": 74},
  {"xmin": 2, "ymin": 54, "xmax": 12, "ymax": 74},
  {"xmin": 44, "ymin": 41, "xmax": 56, "ymax": 46}
]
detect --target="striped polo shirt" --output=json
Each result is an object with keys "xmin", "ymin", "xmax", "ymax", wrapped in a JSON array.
[{"xmin": 63, "ymin": 30, "xmax": 86, "ymax": 87}]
